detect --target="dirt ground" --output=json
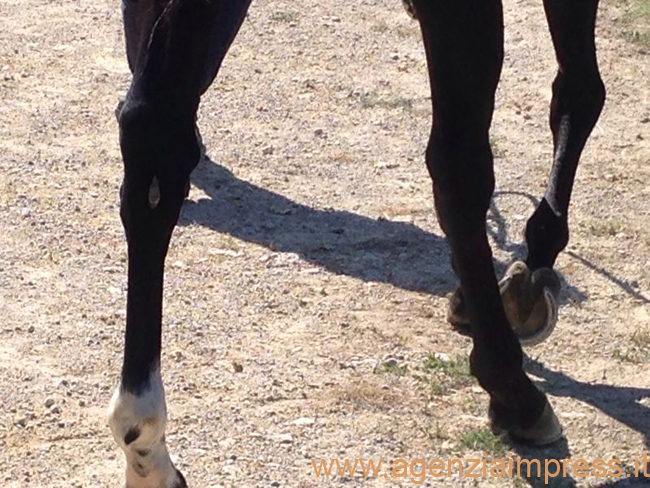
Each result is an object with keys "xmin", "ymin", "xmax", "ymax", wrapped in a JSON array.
[{"xmin": 0, "ymin": 0, "xmax": 649, "ymax": 486}]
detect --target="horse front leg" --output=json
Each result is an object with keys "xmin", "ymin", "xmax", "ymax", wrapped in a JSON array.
[
  {"xmin": 108, "ymin": 81, "xmax": 196, "ymax": 488},
  {"xmin": 108, "ymin": 0, "xmax": 252, "ymax": 485},
  {"xmin": 496, "ymin": 0, "xmax": 607, "ymax": 346},
  {"xmin": 413, "ymin": 0, "xmax": 562, "ymax": 445}
]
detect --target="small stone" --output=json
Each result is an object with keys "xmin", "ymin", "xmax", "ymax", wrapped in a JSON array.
[
  {"xmin": 45, "ymin": 398, "xmax": 55, "ymax": 408},
  {"xmin": 291, "ymin": 417, "xmax": 315, "ymax": 426},
  {"xmin": 374, "ymin": 161, "xmax": 399, "ymax": 169},
  {"xmin": 232, "ymin": 362, "xmax": 244, "ymax": 373},
  {"xmin": 275, "ymin": 433, "xmax": 293, "ymax": 444},
  {"xmin": 433, "ymin": 352, "xmax": 450, "ymax": 362},
  {"xmin": 27, "ymin": 325, "xmax": 35, "ymax": 333},
  {"xmin": 382, "ymin": 357, "xmax": 398, "ymax": 368}
]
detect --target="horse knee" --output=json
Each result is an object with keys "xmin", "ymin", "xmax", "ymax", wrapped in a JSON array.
[
  {"xmin": 551, "ymin": 66, "xmax": 605, "ymax": 136},
  {"xmin": 117, "ymin": 99, "xmax": 198, "ymax": 237},
  {"xmin": 426, "ymin": 128, "xmax": 495, "ymax": 239}
]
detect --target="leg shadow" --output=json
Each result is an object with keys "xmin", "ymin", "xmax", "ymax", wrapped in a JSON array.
[
  {"xmin": 524, "ymin": 357, "xmax": 650, "ymax": 448},
  {"xmin": 507, "ymin": 437, "xmax": 577, "ymax": 487},
  {"xmin": 502, "ymin": 356, "xmax": 650, "ymax": 487},
  {"xmin": 178, "ymin": 156, "xmax": 457, "ymax": 295}
]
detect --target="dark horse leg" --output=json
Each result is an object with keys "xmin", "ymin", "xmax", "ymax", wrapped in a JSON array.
[
  {"xmin": 107, "ymin": 1, "xmax": 251, "ymax": 486},
  {"xmin": 491, "ymin": 0, "xmax": 606, "ymax": 345},
  {"xmin": 446, "ymin": 1, "xmax": 605, "ymax": 347},
  {"xmin": 413, "ymin": 0, "xmax": 562, "ymax": 444},
  {"xmin": 525, "ymin": 0, "xmax": 605, "ymax": 269}
]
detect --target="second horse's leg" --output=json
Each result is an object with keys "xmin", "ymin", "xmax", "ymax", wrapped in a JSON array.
[{"xmin": 525, "ymin": 0, "xmax": 605, "ymax": 269}]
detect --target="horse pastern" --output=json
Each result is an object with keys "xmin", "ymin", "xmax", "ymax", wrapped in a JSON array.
[{"xmin": 108, "ymin": 369, "xmax": 170, "ymax": 454}]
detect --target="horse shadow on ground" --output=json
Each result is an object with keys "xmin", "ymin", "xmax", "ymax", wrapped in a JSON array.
[
  {"xmin": 180, "ymin": 157, "xmax": 650, "ymax": 486},
  {"xmin": 501, "ymin": 356, "xmax": 650, "ymax": 487},
  {"xmin": 180, "ymin": 156, "xmax": 647, "ymax": 306},
  {"xmin": 179, "ymin": 156, "xmax": 458, "ymax": 295}
]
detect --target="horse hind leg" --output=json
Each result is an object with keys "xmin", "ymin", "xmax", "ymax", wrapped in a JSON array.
[{"xmin": 525, "ymin": 0, "xmax": 605, "ymax": 271}]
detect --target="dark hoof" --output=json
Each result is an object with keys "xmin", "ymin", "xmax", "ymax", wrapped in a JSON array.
[
  {"xmin": 447, "ymin": 261, "xmax": 561, "ymax": 346},
  {"xmin": 490, "ymin": 401, "xmax": 563, "ymax": 446},
  {"xmin": 500, "ymin": 261, "xmax": 560, "ymax": 347}
]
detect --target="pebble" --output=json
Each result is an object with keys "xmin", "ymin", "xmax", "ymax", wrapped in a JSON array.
[
  {"xmin": 432, "ymin": 352, "xmax": 450, "ymax": 362},
  {"xmin": 382, "ymin": 357, "xmax": 398, "ymax": 368},
  {"xmin": 291, "ymin": 417, "xmax": 315, "ymax": 426},
  {"xmin": 274, "ymin": 433, "xmax": 293, "ymax": 444}
]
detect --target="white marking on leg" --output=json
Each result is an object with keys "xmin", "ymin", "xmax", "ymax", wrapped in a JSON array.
[
  {"xmin": 148, "ymin": 176, "xmax": 161, "ymax": 209},
  {"xmin": 108, "ymin": 367, "xmax": 183, "ymax": 488}
]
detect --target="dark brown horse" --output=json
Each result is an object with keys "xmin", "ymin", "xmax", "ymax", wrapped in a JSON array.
[{"xmin": 107, "ymin": 0, "xmax": 605, "ymax": 485}]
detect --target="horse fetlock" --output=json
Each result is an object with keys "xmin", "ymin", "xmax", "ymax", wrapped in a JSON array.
[{"xmin": 108, "ymin": 369, "xmax": 181, "ymax": 487}]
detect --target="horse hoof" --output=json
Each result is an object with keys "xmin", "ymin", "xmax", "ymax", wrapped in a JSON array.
[
  {"xmin": 447, "ymin": 261, "xmax": 561, "ymax": 346},
  {"xmin": 500, "ymin": 261, "xmax": 560, "ymax": 347},
  {"xmin": 491, "ymin": 402, "xmax": 563, "ymax": 446}
]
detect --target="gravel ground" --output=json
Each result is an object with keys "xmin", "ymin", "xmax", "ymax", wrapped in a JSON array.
[{"xmin": 0, "ymin": 0, "xmax": 649, "ymax": 486}]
